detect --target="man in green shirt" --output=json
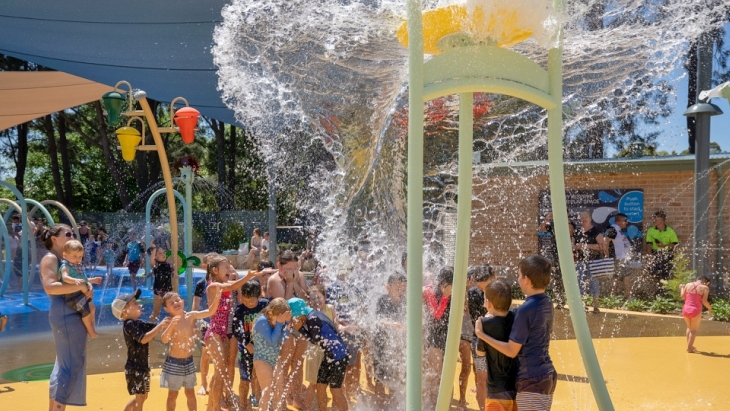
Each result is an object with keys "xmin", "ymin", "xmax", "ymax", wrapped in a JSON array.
[{"xmin": 645, "ymin": 210, "xmax": 678, "ymax": 281}]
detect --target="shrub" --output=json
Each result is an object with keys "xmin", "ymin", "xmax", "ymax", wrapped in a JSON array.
[
  {"xmin": 663, "ymin": 252, "xmax": 695, "ymax": 301},
  {"xmin": 624, "ymin": 299, "xmax": 649, "ymax": 312},
  {"xmin": 511, "ymin": 285, "xmax": 525, "ymax": 300},
  {"xmin": 221, "ymin": 221, "xmax": 246, "ymax": 251},
  {"xmin": 649, "ymin": 296, "xmax": 681, "ymax": 314},
  {"xmin": 711, "ymin": 299, "xmax": 730, "ymax": 322},
  {"xmin": 598, "ymin": 295, "xmax": 625, "ymax": 310}
]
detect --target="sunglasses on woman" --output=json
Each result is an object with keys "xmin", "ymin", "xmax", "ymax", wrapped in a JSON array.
[{"xmin": 65, "ymin": 232, "xmax": 77, "ymax": 238}]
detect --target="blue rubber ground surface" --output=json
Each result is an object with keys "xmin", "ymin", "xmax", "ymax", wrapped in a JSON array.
[{"xmin": 0, "ymin": 266, "xmax": 207, "ymax": 337}]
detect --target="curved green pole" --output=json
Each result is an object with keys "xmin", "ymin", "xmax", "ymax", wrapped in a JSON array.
[
  {"xmin": 405, "ymin": 0, "xmax": 425, "ymax": 410},
  {"xmin": 0, "ymin": 183, "xmax": 29, "ymax": 305},
  {"xmin": 28, "ymin": 200, "xmax": 80, "ymax": 239},
  {"xmin": 0, "ymin": 213, "xmax": 13, "ymax": 297},
  {"xmin": 0, "ymin": 200, "xmax": 24, "ymax": 298},
  {"xmin": 435, "ymin": 93, "xmax": 474, "ymax": 410},
  {"xmin": 547, "ymin": 29, "xmax": 614, "ymax": 411},
  {"xmin": 23, "ymin": 199, "xmax": 57, "ymax": 289},
  {"xmin": 180, "ymin": 167, "xmax": 195, "ymax": 311},
  {"xmin": 145, "ymin": 188, "xmax": 188, "ymax": 305},
  {"xmin": 0, "ymin": 199, "xmax": 38, "ymax": 303}
]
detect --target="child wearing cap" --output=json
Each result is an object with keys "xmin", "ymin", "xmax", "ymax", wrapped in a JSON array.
[
  {"xmin": 113, "ymin": 289, "xmax": 171, "ymax": 411},
  {"xmin": 288, "ymin": 297, "xmax": 349, "ymax": 411}
]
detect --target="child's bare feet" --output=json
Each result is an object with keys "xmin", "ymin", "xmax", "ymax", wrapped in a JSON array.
[
  {"xmin": 197, "ymin": 385, "xmax": 208, "ymax": 396},
  {"xmin": 88, "ymin": 330, "xmax": 99, "ymax": 339}
]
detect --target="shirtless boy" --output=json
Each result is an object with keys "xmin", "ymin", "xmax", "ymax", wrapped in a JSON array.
[{"xmin": 160, "ymin": 290, "xmax": 222, "ymax": 411}]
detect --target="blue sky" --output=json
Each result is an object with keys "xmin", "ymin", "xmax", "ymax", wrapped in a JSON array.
[{"xmin": 639, "ymin": 24, "xmax": 730, "ymax": 156}]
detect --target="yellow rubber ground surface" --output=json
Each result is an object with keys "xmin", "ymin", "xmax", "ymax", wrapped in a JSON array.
[{"xmin": 2, "ymin": 334, "xmax": 730, "ymax": 410}]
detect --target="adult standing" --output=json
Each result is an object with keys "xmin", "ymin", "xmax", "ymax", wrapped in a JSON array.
[
  {"xmin": 538, "ymin": 212, "xmax": 576, "ymax": 310},
  {"xmin": 645, "ymin": 210, "xmax": 678, "ymax": 283},
  {"xmin": 39, "ymin": 224, "xmax": 93, "ymax": 409},
  {"xmin": 96, "ymin": 226, "xmax": 108, "ymax": 243},
  {"xmin": 605, "ymin": 213, "xmax": 639, "ymax": 299},
  {"xmin": 77, "ymin": 221, "xmax": 90, "ymax": 245},
  {"xmin": 573, "ymin": 210, "xmax": 607, "ymax": 313}
]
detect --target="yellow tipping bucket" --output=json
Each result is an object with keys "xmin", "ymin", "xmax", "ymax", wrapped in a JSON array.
[
  {"xmin": 396, "ymin": 5, "xmax": 533, "ymax": 55},
  {"xmin": 116, "ymin": 126, "xmax": 142, "ymax": 162}
]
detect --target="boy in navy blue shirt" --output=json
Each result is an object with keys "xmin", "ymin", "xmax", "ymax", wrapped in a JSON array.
[
  {"xmin": 476, "ymin": 255, "xmax": 557, "ymax": 410},
  {"xmin": 232, "ymin": 280, "xmax": 269, "ymax": 411},
  {"xmin": 288, "ymin": 297, "xmax": 349, "ymax": 411}
]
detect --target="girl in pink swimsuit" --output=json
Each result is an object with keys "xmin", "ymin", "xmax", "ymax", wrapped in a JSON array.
[
  {"xmin": 204, "ymin": 255, "xmax": 262, "ymax": 411},
  {"xmin": 680, "ymin": 276, "xmax": 712, "ymax": 353}
]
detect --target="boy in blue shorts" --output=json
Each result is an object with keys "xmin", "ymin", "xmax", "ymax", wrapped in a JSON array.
[
  {"xmin": 475, "ymin": 279, "xmax": 517, "ymax": 411},
  {"xmin": 233, "ymin": 280, "xmax": 269, "ymax": 411},
  {"xmin": 476, "ymin": 255, "xmax": 557, "ymax": 410},
  {"xmin": 288, "ymin": 297, "xmax": 349, "ymax": 411}
]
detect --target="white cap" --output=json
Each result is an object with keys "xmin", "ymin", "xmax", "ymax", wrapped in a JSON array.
[{"xmin": 112, "ymin": 289, "xmax": 141, "ymax": 320}]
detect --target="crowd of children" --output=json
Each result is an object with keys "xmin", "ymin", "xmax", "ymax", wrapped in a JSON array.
[{"xmin": 107, "ymin": 244, "xmax": 564, "ymax": 411}]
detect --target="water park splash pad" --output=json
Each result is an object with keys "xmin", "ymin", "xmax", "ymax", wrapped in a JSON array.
[
  {"xmin": 211, "ymin": 0, "xmax": 730, "ymax": 410},
  {"xmin": 3, "ymin": 1, "xmax": 730, "ymax": 410}
]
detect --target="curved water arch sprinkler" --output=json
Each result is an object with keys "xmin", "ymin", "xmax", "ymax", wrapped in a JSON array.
[
  {"xmin": 0, "ymin": 198, "xmax": 57, "ymax": 300},
  {"xmin": 145, "ymin": 187, "xmax": 193, "ymax": 309},
  {"xmin": 0, "ymin": 182, "xmax": 30, "ymax": 304},
  {"xmin": 403, "ymin": 1, "xmax": 613, "ymax": 410},
  {"xmin": 25, "ymin": 200, "xmax": 80, "ymax": 287},
  {"xmin": 0, "ymin": 215, "xmax": 12, "ymax": 296},
  {"xmin": 0, "ymin": 198, "xmax": 36, "ymax": 305}
]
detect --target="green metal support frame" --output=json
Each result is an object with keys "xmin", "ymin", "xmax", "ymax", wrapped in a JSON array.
[
  {"xmin": 405, "ymin": 1, "xmax": 614, "ymax": 410},
  {"xmin": 145, "ymin": 188, "xmax": 191, "ymax": 308},
  {"xmin": 0, "ymin": 182, "xmax": 29, "ymax": 304}
]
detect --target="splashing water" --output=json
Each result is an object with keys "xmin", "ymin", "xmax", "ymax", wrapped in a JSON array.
[{"xmin": 213, "ymin": 0, "xmax": 729, "ymax": 407}]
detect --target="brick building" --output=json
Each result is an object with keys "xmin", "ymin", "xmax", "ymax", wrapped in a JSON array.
[{"xmin": 469, "ymin": 154, "xmax": 730, "ymax": 284}]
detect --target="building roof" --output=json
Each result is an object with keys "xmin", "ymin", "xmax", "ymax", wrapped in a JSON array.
[{"xmin": 479, "ymin": 154, "xmax": 730, "ymax": 176}]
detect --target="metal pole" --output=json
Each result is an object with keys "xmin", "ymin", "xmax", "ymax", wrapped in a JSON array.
[
  {"xmin": 406, "ymin": 0, "xmax": 425, "ymax": 409},
  {"xmin": 694, "ymin": 113, "xmax": 711, "ymax": 278},
  {"xmin": 267, "ymin": 166, "xmax": 277, "ymax": 263},
  {"xmin": 138, "ymin": 96, "xmax": 180, "ymax": 290},
  {"xmin": 684, "ymin": 103, "xmax": 722, "ymax": 279},
  {"xmin": 184, "ymin": 167, "xmax": 194, "ymax": 309},
  {"xmin": 435, "ymin": 92, "xmax": 473, "ymax": 410}
]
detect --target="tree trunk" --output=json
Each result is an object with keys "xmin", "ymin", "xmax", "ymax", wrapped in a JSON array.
[
  {"xmin": 42, "ymin": 114, "xmax": 66, "ymax": 204},
  {"xmin": 57, "ymin": 114, "xmax": 74, "ymax": 210},
  {"xmin": 686, "ymin": 40, "xmax": 698, "ymax": 154},
  {"xmin": 582, "ymin": 1, "xmax": 606, "ymax": 158},
  {"xmin": 210, "ymin": 119, "xmax": 227, "ymax": 209},
  {"xmin": 13, "ymin": 123, "xmax": 29, "ymax": 195},
  {"xmin": 93, "ymin": 101, "xmax": 132, "ymax": 208},
  {"xmin": 227, "ymin": 124, "xmax": 236, "ymax": 206}
]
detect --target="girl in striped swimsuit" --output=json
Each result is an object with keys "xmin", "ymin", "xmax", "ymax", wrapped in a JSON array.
[{"xmin": 204, "ymin": 255, "xmax": 261, "ymax": 411}]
